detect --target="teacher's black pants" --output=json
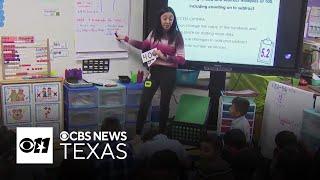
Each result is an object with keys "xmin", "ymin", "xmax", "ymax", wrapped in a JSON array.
[{"xmin": 136, "ymin": 66, "xmax": 176, "ymax": 135}]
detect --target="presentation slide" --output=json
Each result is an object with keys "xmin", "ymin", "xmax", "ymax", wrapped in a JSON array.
[{"xmin": 169, "ymin": 0, "xmax": 280, "ymax": 66}]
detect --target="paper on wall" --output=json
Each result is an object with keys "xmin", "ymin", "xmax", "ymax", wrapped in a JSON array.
[{"xmin": 308, "ymin": 6, "xmax": 320, "ymax": 37}]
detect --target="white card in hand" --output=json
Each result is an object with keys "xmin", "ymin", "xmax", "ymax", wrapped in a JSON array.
[{"xmin": 141, "ymin": 48, "xmax": 158, "ymax": 63}]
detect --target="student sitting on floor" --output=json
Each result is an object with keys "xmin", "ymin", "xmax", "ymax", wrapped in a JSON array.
[
  {"xmin": 0, "ymin": 126, "xmax": 46, "ymax": 180},
  {"xmin": 194, "ymin": 134, "xmax": 234, "ymax": 180},
  {"xmin": 229, "ymin": 97, "xmax": 251, "ymax": 142},
  {"xmin": 136, "ymin": 128, "xmax": 188, "ymax": 163},
  {"xmin": 95, "ymin": 117, "xmax": 135, "ymax": 180},
  {"xmin": 59, "ymin": 158, "xmax": 96, "ymax": 180},
  {"xmin": 222, "ymin": 129, "xmax": 262, "ymax": 180},
  {"xmin": 309, "ymin": 148, "xmax": 320, "ymax": 179},
  {"xmin": 271, "ymin": 131, "xmax": 312, "ymax": 180},
  {"xmin": 139, "ymin": 149, "xmax": 181, "ymax": 180},
  {"xmin": 0, "ymin": 126, "xmax": 15, "ymax": 180},
  {"xmin": 133, "ymin": 128, "xmax": 189, "ymax": 179}
]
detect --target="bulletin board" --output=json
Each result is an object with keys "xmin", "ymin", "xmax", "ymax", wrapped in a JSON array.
[{"xmin": 306, "ymin": 0, "xmax": 320, "ymax": 38}]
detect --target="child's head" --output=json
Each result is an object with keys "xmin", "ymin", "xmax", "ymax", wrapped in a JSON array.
[
  {"xmin": 145, "ymin": 150, "xmax": 180, "ymax": 180},
  {"xmin": 142, "ymin": 127, "xmax": 160, "ymax": 142},
  {"xmin": 0, "ymin": 126, "xmax": 16, "ymax": 156},
  {"xmin": 223, "ymin": 129, "xmax": 247, "ymax": 150},
  {"xmin": 275, "ymin": 131, "xmax": 297, "ymax": 150},
  {"xmin": 0, "ymin": 156, "xmax": 15, "ymax": 180},
  {"xmin": 100, "ymin": 117, "xmax": 121, "ymax": 132},
  {"xmin": 272, "ymin": 146, "xmax": 309, "ymax": 180},
  {"xmin": 230, "ymin": 97, "xmax": 249, "ymax": 117},
  {"xmin": 200, "ymin": 134, "xmax": 223, "ymax": 159},
  {"xmin": 59, "ymin": 159, "xmax": 96, "ymax": 180}
]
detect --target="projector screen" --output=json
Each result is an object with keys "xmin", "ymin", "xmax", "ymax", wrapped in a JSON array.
[
  {"xmin": 144, "ymin": 0, "xmax": 307, "ymax": 74},
  {"xmin": 169, "ymin": 0, "xmax": 280, "ymax": 66}
]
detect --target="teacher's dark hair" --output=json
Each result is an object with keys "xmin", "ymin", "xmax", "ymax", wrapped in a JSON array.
[{"xmin": 151, "ymin": 6, "xmax": 183, "ymax": 48}]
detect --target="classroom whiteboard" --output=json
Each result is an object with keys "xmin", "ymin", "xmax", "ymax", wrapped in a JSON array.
[
  {"xmin": 0, "ymin": 0, "xmax": 144, "ymax": 79},
  {"xmin": 75, "ymin": 0, "xmax": 130, "ymax": 52},
  {"xmin": 260, "ymin": 81, "xmax": 315, "ymax": 159}
]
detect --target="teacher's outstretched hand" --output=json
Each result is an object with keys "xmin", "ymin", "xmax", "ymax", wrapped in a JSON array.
[{"xmin": 114, "ymin": 32, "xmax": 126, "ymax": 41}]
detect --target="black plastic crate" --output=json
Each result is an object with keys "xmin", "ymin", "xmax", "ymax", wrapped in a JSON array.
[{"xmin": 168, "ymin": 121, "xmax": 207, "ymax": 146}]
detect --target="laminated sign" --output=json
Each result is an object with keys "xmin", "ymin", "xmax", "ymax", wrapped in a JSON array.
[
  {"xmin": 141, "ymin": 48, "xmax": 158, "ymax": 67},
  {"xmin": 257, "ymin": 38, "xmax": 274, "ymax": 65}
]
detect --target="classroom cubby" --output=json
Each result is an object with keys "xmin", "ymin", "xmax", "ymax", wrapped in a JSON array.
[
  {"xmin": 97, "ymin": 85, "xmax": 126, "ymax": 108},
  {"xmin": 126, "ymin": 89, "xmax": 143, "ymax": 107},
  {"xmin": 121, "ymin": 83, "xmax": 144, "ymax": 107},
  {"xmin": 99, "ymin": 106, "xmax": 126, "ymax": 125},
  {"xmin": 64, "ymin": 106, "xmax": 99, "ymax": 128},
  {"xmin": 97, "ymin": 84, "xmax": 126, "ymax": 129},
  {"xmin": 64, "ymin": 85, "xmax": 98, "ymax": 109}
]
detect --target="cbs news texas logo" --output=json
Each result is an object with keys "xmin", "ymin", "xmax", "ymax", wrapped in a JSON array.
[{"xmin": 16, "ymin": 127, "xmax": 53, "ymax": 164}]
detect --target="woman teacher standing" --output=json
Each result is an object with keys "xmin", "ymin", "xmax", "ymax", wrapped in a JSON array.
[{"xmin": 116, "ymin": 6, "xmax": 185, "ymax": 139}]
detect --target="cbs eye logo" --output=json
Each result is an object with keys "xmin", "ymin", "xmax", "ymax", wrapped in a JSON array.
[
  {"xmin": 16, "ymin": 127, "xmax": 53, "ymax": 164},
  {"xmin": 19, "ymin": 138, "xmax": 50, "ymax": 153}
]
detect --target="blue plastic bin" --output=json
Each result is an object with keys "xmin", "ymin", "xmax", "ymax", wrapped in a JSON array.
[
  {"xmin": 64, "ymin": 105, "xmax": 99, "ymax": 128},
  {"xmin": 120, "ymin": 83, "xmax": 144, "ymax": 107},
  {"xmin": 64, "ymin": 85, "xmax": 98, "ymax": 109},
  {"xmin": 97, "ymin": 85, "xmax": 126, "ymax": 108},
  {"xmin": 99, "ymin": 106, "xmax": 126, "ymax": 125},
  {"xmin": 176, "ymin": 69, "xmax": 200, "ymax": 86}
]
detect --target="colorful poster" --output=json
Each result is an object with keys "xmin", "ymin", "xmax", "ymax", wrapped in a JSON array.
[
  {"xmin": 35, "ymin": 103, "xmax": 60, "ymax": 121},
  {"xmin": 33, "ymin": 83, "xmax": 60, "ymax": 102},
  {"xmin": 5, "ymin": 105, "xmax": 31, "ymax": 124},
  {"xmin": 3, "ymin": 84, "xmax": 31, "ymax": 105}
]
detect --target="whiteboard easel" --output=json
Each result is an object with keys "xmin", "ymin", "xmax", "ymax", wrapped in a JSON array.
[{"xmin": 260, "ymin": 81, "xmax": 315, "ymax": 158}]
